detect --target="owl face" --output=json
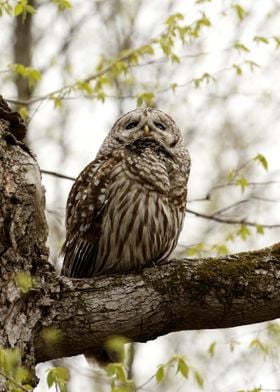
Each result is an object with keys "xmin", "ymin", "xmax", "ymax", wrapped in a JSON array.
[{"xmin": 110, "ymin": 108, "xmax": 182, "ymax": 150}]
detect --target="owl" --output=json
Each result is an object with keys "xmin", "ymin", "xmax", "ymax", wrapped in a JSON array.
[{"xmin": 61, "ymin": 108, "xmax": 191, "ymax": 278}]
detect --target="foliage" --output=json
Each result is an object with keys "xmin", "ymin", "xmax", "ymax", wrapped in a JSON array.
[
  {"xmin": 0, "ymin": 348, "xmax": 32, "ymax": 392},
  {"xmin": 11, "ymin": 64, "xmax": 41, "ymax": 88},
  {"xmin": 14, "ymin": 0, "xmax": 36, "ymax": 18},
  {"xmin": 46, "ymin": 367, "xmax": 69, "ymax": 392},
  {"xmin": 155, "ymin": 354, "xmax": 204, "ymax": 388},
  {"xmin": 106, "ymin": 337, "xmax": 134, "ymax": 392},
  {"xmin": 41, "ymin": 327, "xmax": 63, "ymax": 345},
  {"xmin": 14, "ymin": 272, "xmax": 36, "ymax": 294}
]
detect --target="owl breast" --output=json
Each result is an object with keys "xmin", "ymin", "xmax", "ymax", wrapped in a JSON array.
[{"xmin": 93, "ymin": 143, "xmax": 186, "ymax": 274}]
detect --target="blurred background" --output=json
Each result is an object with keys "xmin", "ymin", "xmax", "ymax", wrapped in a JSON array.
[{"xmin": 1, "ymin": 0, "xmax": 280, "ymax": 390}]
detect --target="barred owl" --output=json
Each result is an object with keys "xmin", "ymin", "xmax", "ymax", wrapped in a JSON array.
[{"xmin": 61, "ymin": 108, "xmax": 190, "ymax": 278}]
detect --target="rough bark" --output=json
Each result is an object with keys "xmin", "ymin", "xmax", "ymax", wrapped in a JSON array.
[
  {"xmin": 34, "ymin": 243, "xmax": 280, "ymax": 364},
  {"xmin": 0, "ymin": 109, "xmax": 50, "ymax": 389},
  {"xmin": 0, "ymin": 103, "xmax": 280, "ymax": 389}
]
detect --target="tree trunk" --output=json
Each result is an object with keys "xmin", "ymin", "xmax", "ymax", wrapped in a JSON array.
[
  {"xmin": 0, "ymin": 100, "xmax": 50, "ymax": 389},
  {"xmin": 0, "ymin": 99, "xmax": 279, "ymax": 390},
  {"xmin": 13, "ymin": 0, "xmax": 34, "ymax": 102}
]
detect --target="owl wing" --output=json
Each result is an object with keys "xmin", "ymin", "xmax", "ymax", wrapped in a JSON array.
[{"xmin": 61, "ymin": 152, "xmax": 122, "ymax": 278}]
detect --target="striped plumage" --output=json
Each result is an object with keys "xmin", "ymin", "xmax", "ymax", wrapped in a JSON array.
[{"xmin": 61, "ymin": 108, "xmax": 190, "ymax": 278}]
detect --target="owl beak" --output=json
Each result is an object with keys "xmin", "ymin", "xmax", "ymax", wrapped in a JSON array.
[{"xmin": 144, "ymin": 124, "xmax": 150, "ymax": 136}]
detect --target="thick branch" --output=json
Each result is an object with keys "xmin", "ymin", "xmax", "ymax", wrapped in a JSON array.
[{"xmin": 35, "ymin": 243, "xmax": 280, "ymax": 363}]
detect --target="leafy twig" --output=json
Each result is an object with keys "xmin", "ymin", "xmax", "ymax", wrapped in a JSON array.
[{"xmin": 0, "ymin": 368, "xmax": 30, "ymax": 392}]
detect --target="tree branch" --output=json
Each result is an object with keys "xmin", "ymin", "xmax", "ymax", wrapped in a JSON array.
[
  {"xmin": 186, "ymin": 208, "xmax": 280, "ymax": 228},
  {"xmin": 34, "ymin": 243, "xmax": 280, "ymax": 364}
]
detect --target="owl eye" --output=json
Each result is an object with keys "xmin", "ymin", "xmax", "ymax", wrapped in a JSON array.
[
  {"xmin": 154, "ymin": 122, "xmax": 166, "ymax": 131},
  {"xmin": 125, "ymin": 121, "xmax": 139, "ymax": 130}
]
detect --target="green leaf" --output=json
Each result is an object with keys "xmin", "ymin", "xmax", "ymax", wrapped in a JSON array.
[
  {"xmin": 256, "ymin": 225, "xmax": 264, "ymax": 235},
  {"xmin": 53, "ymin": 96, "xmax": 63, "ymax": 109},
  {"xmin": 139, "ymin": 45, "xmax": 155, "ymax": 56},
  {"xmin": 76, "ymin": 81, "xmax": 93, "ymax": 95},
  {"xmin": 193, "ymin": 78, "xmax": 201, "ymax": 89},
  {"xmin": 193, "ymin": 370, "xmax": 204, "ymax": 388},
  {"xmin": 54, "ymin": 367, "xmax": 69, "ymax": 381},
  {"xmin": 0, "ymin": 348, "xmax": 21, "ymax": 375},
  {"xmin": 136, "ymin": 92, "xmax": 154, "ymax": 107},
  {"xmin": 25, "ymin": 4, "xmax": 36, "ymax": 14},
  {"xmin": 22, "ymin": 384, "xmax": 33, "ymax": 391},
  {"xmin": 187, "ymin": 242, "xmax": 205, "ymax": 256},
  {"xmin": 12, "ymin": 63, "xmax": 41, "ymax": 87},
  {"xmin": 106, "ymin": 363, "xmax": 116, "ymax": 377},
  {"xmin": 156, "ymin": 366, "xmax": 165, "ymax": 383},
  {"xmin": 14, "ymin": 272, "xmax": 34, "ymax": 293},
  {"xmin": 233, "ymin": 4, "xmax": 245, "ymax": 21},
  {"xmin": 234, "ymin": 42, "xmax": 250, "ymax": 53},
  {"xmin": 42, "ymin": 327, "xmax": 63, "ymax": 344},
  {"xmin": 235, "ymin": 175, "xmax": 249, "ymax": 192},
  {"xmin": 236, "ymin": 224, "xmax": 251, "ymax": 241},
  {"xmin": 18, "ymin": 106, "xmax": 30, "ymax": 121},
  {"xmin": 212, "ymin": 244, "xmax": 229, "ymax": 255},
  {"xmin": 170, "ymin": 83, "xmax": 178, "ymax": 92},
  {"xmin": 96, "ymin": 91, "xmax": 106, "ymax": 103},
  {"xmin": 233, "ymin": 64, "xmax": 242, "ymax": 75},
  {"xmin": 208, "ymin": 342, "xmax": 216, "ymax": 357},
  {"xmin": 170, "ymin": 54, "xmax": 180, "ymax": 63},
  {"xmin": 47, "ymin": 370, "xmax": 55, "ymax": 388},
  {"xmin": 267, "ymin": 322, "xmax": 280, "ymax": 339},
  {"xmin": 249, "ymin": 339, "xmax": 269, "ymax": 355},
  {"xmin": 177, "ymin": 358, "xmax": 189, "ymax": 379},
  {"xmin": 254, "ymin": 153, "xmax": 268, "ymax": 171},
  {"xmin": 225, "ymin": 232, "xmax": 235, "ymax": 242},
  {"xmin": 227, "ymin": 169, "xmax": 236, "ymax": 182},
  {"xmin": 165, "ymin": 13, "xmax": 184, "ymax": 27},
  {"xmin": 105, "ymin": 336, "xmax": 128, "ymax": 363},
  {"xmin": 273, "ymin": 36, "xmax": 280, "ymax": 48},
  {"xmin": 14, "ymin": 3, "xmax": 23, "ymax": 16},
  {"xmin": 14, "ymin": 366, "xmax": 30, "ymax": 384},
  {"xmin": 245, "ymin": 60, "xmax": 260, "ymax": 71},
  {"xmin": 14, "ymin": 0, "xmax": 36, "ymax": 16},
  {"xmin": 254, "ymin": 36, "xmax": 269, "ymax": 45},
  {"xmin": 196, "ymin": 12, "xmax": 212, "ymax": 28},
  {"xmin": 0, "ymin": 2, "xmax": 13, "ymax": 15},
  {"xmin": 115, "ymin": 365, "xmax": 127, "ymax": 383},
  {"xmin": 53, "ymin": 0, "xmax": 72, "ymax": 11},
  {"xmin": 47, "ymin": 367, "xmax": 69, "ymax": 390},
  {"xmin": 107, "ymin": 363, "xmax": 127, "ymax": 384}
]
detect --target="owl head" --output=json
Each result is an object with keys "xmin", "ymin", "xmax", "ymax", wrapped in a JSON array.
[{"xmin": 97, "ymin": 108, "xmax": 187, "ymax": 162}]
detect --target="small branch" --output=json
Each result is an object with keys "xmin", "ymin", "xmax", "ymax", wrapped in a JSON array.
[
  {"xmin": 40, "ymin": 169, "xmax": 280, "ymax": 228},
  {"xmin": 186, "ymin": 208, "xmax": 280, "ymax": 228},
  {"xmin": 135, "ymin": 374, "xmax": 155, "ymax": 391},
  {"xmin": 207, "ymin": 181, "xmax": 280, "ymax": 198},
  {"xmin": 213, "ymin": 199, "xmax": 250, "ymax": 215},
  {"xmin": 0, "ymin": 369, "xmax": 30, "ymax": 392},
  {"xmin": 41, "ymin": 170, "xmax": 75, "ymax": 181}
]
